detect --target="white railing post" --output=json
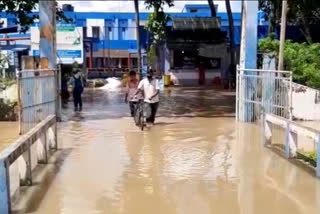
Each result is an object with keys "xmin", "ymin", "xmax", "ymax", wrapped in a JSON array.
[
  {"xmin": 20, "ymin": 148, "xmax": 32, "ymax": 186},
  {"xmin": 0, "ymin": 115, "xmax": 56, "ymax": 213},
  {"xmin": 0, "ymin": 160, "xmax": 11, "ymax": 214},
  {"xmin": 54, "ymin": 123, "xmax": 58, "ymax": 150},
  {"xmin": 37, "ymin": 132, "xmax": 48, "ymax": 164},
  {"xmin": 285, "ymin": 122, "xmax": 298, "ymax": 158},
  {"xmin": 316, "ymin": 135, "xmax": 320, "ymax": 177},
  {"xmin": 263, "ymin": 115, "xmax": 272, "ymax": 146},
  {"xmin": 236, "ymin": 65, "xmax": 239, "ymax": 121}
]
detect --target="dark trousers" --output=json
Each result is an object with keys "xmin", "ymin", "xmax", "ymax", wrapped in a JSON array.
[
  {"xmin": 129, "ymin": 101, "xmax": 137, "ymax": 117},
  {"xmin": 146, "ymin": 102, "xmax": 159, "ymax": 123},
  {"xmin": 73, "ymin": 91, "xmax": 83, "ymax": 111}
]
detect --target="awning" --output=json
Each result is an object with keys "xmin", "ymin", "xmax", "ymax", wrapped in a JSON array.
[
  {"xmin": 0, "ymin": 26, "xmax": 18, "ymax": 34},
  {"xmin": 173, "ymin": 17, "xmax": 221, "ymax": 31}
]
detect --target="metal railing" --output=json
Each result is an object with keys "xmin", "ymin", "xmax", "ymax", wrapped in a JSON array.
[
  {"xmin": 18, "ymin": 69, "xmax": 58, "ymax": 134},
  {"xmin": 0, "ymin": 115, "xmax": 57, "ymax": 214},
  {"xmin": 236, "ymin": 66, "xmax": 292, "ymax": 122},
  {"xmin": 262, "ymin": 113, "xmax": 320, "ymax": 177}
]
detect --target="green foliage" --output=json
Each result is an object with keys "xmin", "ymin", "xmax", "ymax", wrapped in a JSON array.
[
  {"xmin": 144, "ymin": 0, "xmax": 174, "ymax": 44},
  {"xmin": 259, "ymin": 0, "xmax": 320, "ymax": 42},
  {"xmin": 309, "ymin": 152, "xmax": 317, "ymax": 162},
  {"xmin": 0, "ymin": 0, "xmax": 37, "ymax": 28},
  {"xmin": 258, "ymin": 33, "xmax": 279, "ymax": 57},
  {"xmin": 144, "ymin": 0, "xmax": 174, "ymax": 11},
  {"xmin": 0, "ymin": 0, "xmax": 70, "ymax": 31},
  {"xmin": 259, "ymin": 0, "xmax": 320, "ymax": 25},
  {"xmin": 147, "ymin": 44, "xmax": 156, "ymax": 66},
  {"xmin": 0, "ymin": 99, "xmax": 17, "ymax": 121},
  {"xmin": 259, "ymin": 35, "xmax": 320, "ymax": 88},
  {"xmin": 145, "ymin": 11, "xmax": 170, "ymax": 44},
  {"xmin": 0, "ymin": 78, "xmax": 15, "ymax": 87},
  {"xmin": 284, "ymin": 41, "xmax": 320, "ymax": 88},
  {"xmin": 144, "ymin": 0, "xmax": 174, "ymax": 71}
]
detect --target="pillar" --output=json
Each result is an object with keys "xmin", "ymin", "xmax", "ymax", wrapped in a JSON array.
[
  {"xmin": 0, "ymin": 160, "xmax": 10, "ymax": 214},
  {"xmin": 239, "ymin": 1, "xmax": 258, "ymax": 122},
  {"xmin": 316, "ymin": 136, "xmax": 320, "ymax": 177},
  {"xmin": 39, "ymin": 0, "xmax": 56, "ymax": 69},
  {"xmin": 262, "ymin": 54, "xmax": 276, "ymax": 114},
  {"xmin": 164, "ymin": 43, "xmax": 170, "ymax": 75},
  {"xmin": 285, "ymin": 123, "xmax": 297, "ymax": 158}
]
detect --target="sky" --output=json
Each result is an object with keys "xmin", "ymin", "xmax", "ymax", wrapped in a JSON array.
[{"xmin": 57, "ymin": 1, "xmax": 242, "ymax": 13}]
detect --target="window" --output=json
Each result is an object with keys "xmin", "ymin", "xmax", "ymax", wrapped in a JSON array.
[
  {"xmin": 121, "ymin": 58, "xmax": 128, "ymax": 68},
  {"xmin": 131, "ymin": 58, "xmax": 138, "ymax": 68},
  {"xmin": 105, "ymin": 26, "xmax": 112, "ymax": 40},
  {"xmin": 92, "ymin": 26, "xmax": 100, "ymax": 38},
  {"xmin": 119, "ymin": 27, "xmax": 126, "ymax": 40},
  {"xmin": 190, "ymin": 9, "xmax": 198, "ymax": 13},
  {"xmin": 96, "ymin": 58, "xmax": 105, "ymax": 67},
  {"xmin": 143, "ymin": 56, "xmax": 147, "ymax": 66},
  {"xmin": 83, "ymin": 27, "xmax": 87, "ymax": 38},
  {"xmin": 109, "ymin": 58, "xmax": 119, "ymax": 67}
]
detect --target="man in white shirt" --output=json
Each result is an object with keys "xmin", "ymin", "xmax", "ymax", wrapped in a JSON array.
[{"xmin": 136, "ymin": 70, "xmax": 160, "ymax": 124}]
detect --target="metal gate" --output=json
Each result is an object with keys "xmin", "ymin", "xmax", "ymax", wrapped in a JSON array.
[
  {"xmin": 18, "ymin": 69, "xmax": 58, "ymax": 134},
  {"xmin": 236, "ymin": 66, "xmax": 292, "ymax": 122}
]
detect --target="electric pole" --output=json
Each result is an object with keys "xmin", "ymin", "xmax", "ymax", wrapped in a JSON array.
[{"xmin": 278, "ymin": 0, "xmax": 288, "ymax": 70}]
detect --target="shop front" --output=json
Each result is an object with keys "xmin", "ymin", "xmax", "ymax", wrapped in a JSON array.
[{"xmin": 165, "ymin": 17, "xmax": 229, "ymax": 86}]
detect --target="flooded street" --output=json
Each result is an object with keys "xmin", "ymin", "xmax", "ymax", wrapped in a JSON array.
[
  {"xmin": 0, "ymin": 122, "xmax": 18, "ymax": 153},
  {"xmin": 16, "ymin": 86, "xmax": 320, "ymax": 214}
]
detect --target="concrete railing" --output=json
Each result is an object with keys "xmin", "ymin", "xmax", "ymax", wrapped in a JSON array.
[
  {"xmin": 262, "ymin": 113, "xmax": 320, "ymax": 177},
  {"xmin": 0, "ymin": 115, "xmax": 57, "ymax": 214}
]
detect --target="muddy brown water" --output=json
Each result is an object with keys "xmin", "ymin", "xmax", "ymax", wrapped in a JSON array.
[
  {"xmin": 0, "ymin": 121, "xmax": 19, "ymax": 152},
  {"xmin": 13, "ymin": 87, "xmax": 320, "ymax": 214}
]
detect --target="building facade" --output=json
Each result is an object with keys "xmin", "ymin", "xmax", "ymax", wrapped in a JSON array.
[{"xmin": 0, "ymin": 4, "xmax": 269, "ymax": 82}]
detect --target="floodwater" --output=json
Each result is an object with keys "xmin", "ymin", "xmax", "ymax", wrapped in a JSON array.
[
  {"xmin": 16, "ymin": 84, "xmax": 320, "ymax": 214},
  {"xmin": 0, "ymin": 121, "xmax": 19, "ymax": 152}
]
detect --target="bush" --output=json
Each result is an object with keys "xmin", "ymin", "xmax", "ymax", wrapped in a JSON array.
[
  {"xmin": 0, "ymin": 99, "xmax": 18, "ymax": 121},
  {"xmin": 259, "ymin": 35, "xmax": 320, "ymax": 89}
]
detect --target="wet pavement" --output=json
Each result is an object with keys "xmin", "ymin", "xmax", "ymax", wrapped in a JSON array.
[{"xmin": 15, "ymin": 86, "xmax": 320, "ymax": 214}]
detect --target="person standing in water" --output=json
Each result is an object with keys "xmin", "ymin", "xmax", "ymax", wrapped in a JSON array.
[
  {"xmin": 135, "ymin": 69, "xmax": 160, "ymax": 125},
  {"xmin": 70, "ymin": 69, "xmax": 84, "ymax": 112},
  {"xmin": 125, "ymin": 70, "xmax": 141, "ymax": 117}
]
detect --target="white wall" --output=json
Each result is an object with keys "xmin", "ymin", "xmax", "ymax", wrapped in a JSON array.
[
  {"xmin": 0, "ymin": 18, "xmax": 7, "ymax": 28},
  {"xmin": 89, "ymin": 18, "xmax": 136, "ymax": 41},
  {"xmin": 86, "ymin": 19, "xmax": 105, "ymax": 39},
  {"xmin": 292, "ymin": 83, "xmax": 320, "ymax": 121},
  {"xmin": 127, "ymin": 19, "xmax": 136, "ymax": 40},
  {"xmin": 113, "ymin": 19, "xmax": 119, "ymax": 40},
  {"xmin": 170, "ymin": 69, "xmax": 221, "ymax": 86}
]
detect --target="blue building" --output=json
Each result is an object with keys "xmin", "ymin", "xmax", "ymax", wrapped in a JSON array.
[{"xmin": 0, "ymin": 3, "xmax": 269, "ymax": 82}]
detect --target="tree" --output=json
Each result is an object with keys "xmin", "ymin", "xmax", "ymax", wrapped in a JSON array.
[
  {"xmin": 258, "ymin": 0, "xmax": 281, "ymax": 34},
  {"xmin": 259, "ymin": 0, "xmax": 320, "ymax": 43},
  {"xmin": 0, "ymin": 50, "xmax": 8, "ymax": 79},
  {"xmin": 207, "ymin": 0, "xmax": 216, "ymax": 17},
  {"xmin": 144, "ymin": 0, "xmax": 174, "ymax": 75},
  {"xmin": 259, "ymin": 35, "xmax": 320, "ymax": 88},
  {"xmin": 134, "ymin": 0, "xmax": 142, "ymax": 74},
  {"xmin": 0, "ymin": 0, "xmax": 69, "ymax": 31},
  {"xmin": 286, "ymin": 0, "xmax": 320, "ymax": 44},
  {"xmin": 225, "ymin": 0, "xmax": 236, "ymax": 88}
]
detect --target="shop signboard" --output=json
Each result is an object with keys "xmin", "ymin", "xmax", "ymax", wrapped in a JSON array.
[{"xmin": 31, "ymin": 23, "xmax": 83, "ymax": 64}]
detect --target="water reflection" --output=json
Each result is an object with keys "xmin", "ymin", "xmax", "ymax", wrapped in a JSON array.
[{"xmin": 14, "ymin": 88, "xmax": 320, "ymax": 214}]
